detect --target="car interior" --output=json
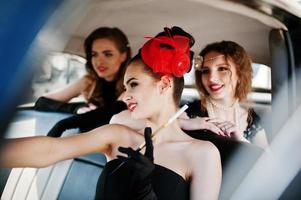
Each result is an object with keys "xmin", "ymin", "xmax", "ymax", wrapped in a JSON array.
[{"xmin": 1, "ymin": 0, "xmax": 301, "ymax": 199}]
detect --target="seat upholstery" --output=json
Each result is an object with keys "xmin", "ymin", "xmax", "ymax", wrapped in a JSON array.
[
  {"xmin": 57, "ymin": 154, "xmax": 107, "ymax": 200},
  {"xmin": 1, "ymin": 110, "xmax": 107, "ymax": 200}
]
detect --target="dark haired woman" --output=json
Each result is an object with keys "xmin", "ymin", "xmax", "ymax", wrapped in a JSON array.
[
  {"xmin": 94, "ymin": 26, "xmax": 221, "ymax": 200},
  {"xmin": 34, "ymin": 27, "xmax": 131, "ymax": 136}
]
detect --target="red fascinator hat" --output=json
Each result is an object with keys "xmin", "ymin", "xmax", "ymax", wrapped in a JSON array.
[{"xmin": 141, "ymin": 34, "xmax": 191, "ymax": 77}]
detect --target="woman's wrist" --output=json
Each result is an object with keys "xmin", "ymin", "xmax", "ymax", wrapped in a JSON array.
[{"xmin": 196, "ymin": 117, "xmax": 205, "ymax": 130}]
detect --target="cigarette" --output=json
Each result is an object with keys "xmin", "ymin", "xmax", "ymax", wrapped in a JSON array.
[
  {"xmin": 109, "ymin": 105, "xmax": 189, "ymax": 176},
  {"xmin": 138, "ymin": 104, "xmax": 189, "ymax": 150}
]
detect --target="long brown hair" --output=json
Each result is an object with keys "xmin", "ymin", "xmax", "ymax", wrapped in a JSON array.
[
  {"xmin": 83, "ymin": 27, "xmax": 131, "ymax": 106},
  {"xmin": 195, "ymin": 41, "xmax": 252, "ymax": 106}
]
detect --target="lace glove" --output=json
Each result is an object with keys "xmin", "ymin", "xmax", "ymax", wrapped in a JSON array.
[
  {"xmin": 47, "ymin": 101, "xmax": 127, "ymax": 137},
  {"xmin": 117, "ymin": 127, "xmax": 157, "ymax": 200},
  {"xmin": 34, "ymin": 96, "xmax": 85, "ymax": 113}
]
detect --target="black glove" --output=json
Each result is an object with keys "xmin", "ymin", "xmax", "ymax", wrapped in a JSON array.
[
  {"xmin": 117, "ymin": 127, "xmax": 157, "ymax": 200},
  {"xmin": 34, "ymin": 96, "xmax": 85, "ymax": 114},
  {"xmin": 47, "ymin": 101, "xmax": 127, "ymax": 137}
]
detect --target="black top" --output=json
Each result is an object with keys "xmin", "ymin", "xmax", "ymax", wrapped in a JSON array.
[
  {"xmin": 185, "ymin": 100, "xmax": 263, "ymax": 142},
  {"xmin": 95, "ymin": 159, "xmax": 190, "ymax": 200},
  {"xmin": 101, "ymin": 79, "xmax": 118, "ymax": 106}
]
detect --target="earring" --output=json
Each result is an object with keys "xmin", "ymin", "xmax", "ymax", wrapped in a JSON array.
[{"xmin": 193, "ymin": 55, "xmax": 203, "ymax": 71}]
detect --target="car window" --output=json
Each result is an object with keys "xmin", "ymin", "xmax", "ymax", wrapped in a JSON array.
[
  {"xmin": 24, "ymin": 52, "xmax": 272, "ymax": 105},
  {"xmin": 252, "ymin": 63, "xmax": 271, "ymax": 90},
  {"xmin": 22, "ymin": 52, "xmax": 86, "ymax": 104},
  {"xmin": 249, "ymin": 63, "xmax": 271, "ymax": 104}
]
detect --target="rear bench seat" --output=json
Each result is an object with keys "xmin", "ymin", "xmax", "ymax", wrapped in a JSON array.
[
  {"xmin": 57, "ymin": 153, "xmax": 106, "ymax": 200},
  {"xmin": 1, "ymin": 110, "xmax": 107, "ymax": 200},
  {"xmin": 1, "ymin": 102, "xmax": 270, "ymax": 199}
]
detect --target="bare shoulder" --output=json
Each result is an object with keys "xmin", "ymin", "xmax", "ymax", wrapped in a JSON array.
[
  {"xmin": 110, "ymin": 110, "xmax": 131, "ymax": 124},
  {"xmin": 185, "ymin": 140, "xmax": 220, "ymax": 161},
  {"xmin": 110, "ymin": 110, "xmax": 146, "ymax": 131}
]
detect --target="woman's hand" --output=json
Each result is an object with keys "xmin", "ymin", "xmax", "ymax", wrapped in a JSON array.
[
  {"xmin": 117, "ymin": 127, "xmax": 157, "ymax": 199},
  {"xmin": 206, "ymin": 118, "xmax": 250, "ymax": 142},
  {"xmin": 76, "ymin": 103, "xmax": 97, "ymax": 114},
  {"xmin": 178, "ymin": 117, "xmax": 226, "ymax": 136}
]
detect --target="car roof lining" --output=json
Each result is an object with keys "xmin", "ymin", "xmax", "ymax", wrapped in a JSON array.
[{"xmin": 41, "ymin": 0, "xmax": 278, "ymax": 66}]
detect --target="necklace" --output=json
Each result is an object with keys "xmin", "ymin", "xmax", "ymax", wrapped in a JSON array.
[
  {"xmin": 206, "ymin": 97, "xmax": 241, "ymax": 132},
  {"xmin": 208, "ymin": 97, "xmax": 237, "ymax": 111}
]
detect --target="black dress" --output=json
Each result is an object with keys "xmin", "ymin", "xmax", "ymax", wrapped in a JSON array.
[{"xmin": 95, "ymin": 159, "xmax": 190, "ymax": 200}]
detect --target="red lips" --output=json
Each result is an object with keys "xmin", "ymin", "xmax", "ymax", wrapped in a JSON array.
[
  {"xmin": 97, "ymin": 66, "xmax": 107, "ymax": 72},
  {"xmin": 209, "ymin": 84, "xmax": 223, "ymax": 92},
  {"xmin": 127, "ymin": 103, "xmax": 137, "ymax": 112}
]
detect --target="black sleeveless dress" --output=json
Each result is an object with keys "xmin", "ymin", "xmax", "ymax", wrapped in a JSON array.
[{"xmin": 95, "ymin": 159, "xmax": 190, "ymax": 200}]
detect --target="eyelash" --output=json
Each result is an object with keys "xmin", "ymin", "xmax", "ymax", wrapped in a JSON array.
[
  {"xmin": 91, "ymin": 52, "xmax": 113, "ymax": 57},
  {"xmin": 200, "ymin": 66, "xmax": 230, "ymax": 74},
  {"xmin": 124, "ymin": 82, "xmax": 138, "ymax": 91},
  {"xmin": 129, "ymin": 82, "xmax": 138, "ymax": 88},
  {"xmin": 218, "ymin": 66, "xmax": 230, "ymax": 71},
  {"xmin": 200, "ymin": 69, "xmax": 210, "ymax": 74},
  {"xmin": 104, "ymin": 53, "xmax": 113, "ymax": 57}
]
